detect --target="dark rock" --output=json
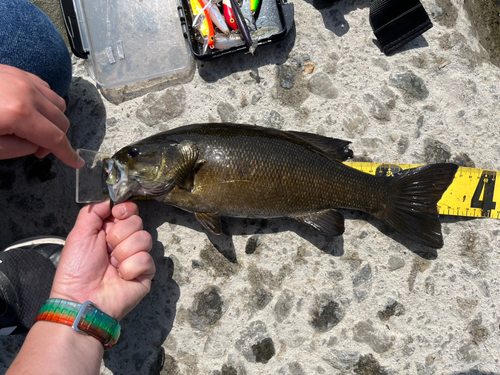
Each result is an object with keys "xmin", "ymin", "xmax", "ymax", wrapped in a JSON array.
[
  {"xmin": 451, "ymin": 153, "xmax": 475, "ymax": 168},
  {"xmin": 263, "ymin": 110, "xmax": 285, "ymax": 129},
  {"xmin": 363, "ymin": 94, "xmax": 390, "ymax": 121},
  {"xmin": 456, "ymin": 297, "xmax": 478, "ymax": 319},
  {"xmin": 353, "ymin": 264, "xmax": 372, "ymax": 287},
  {"xmin": 460, "ymin": 230, "xmax": 488, "ymax": 270},
  {"xmin": 353, "ymin": 263, "xmax": 372, "ymax": 302},
  {"xmin": 227, "ymin": 88, "xmax": 237, "ymax": 98},
  {"xmin": 343, "ymin": 105, "xmax": 369, "ymax": 137},
  {"xmin": 287, "ymin": 51, "xmax": 311, "ymax": 68},
  {"xmin": 424, "ymin": 276, "xmax": 435, "ymax": 295},
  {"xmin": 251, "ymin": 92, "xmax": 262, "ymax": 105},
  {"xmin": 277, "ymin": 65, "xmax": 297, "ymax": 89},
  {"xmin": 388, "ymin": 256, "xmax": 405, "ymax": 271},
  {"xmin": 0, "ymin": 169, "xmax": 16, "ymax": 190},
  {"xmin": 188, "ymin": 286, "xmax": 224, "ymax": 331},
  {"xmin": 456, "ymin": 341, "xmax": 480, "ymax": 363},
  {"xmin": 273, "ymin": 65, "xmax": 310, "ymax": 108},
  {"xmin": 24, "ymin": 156, "xmax": 56, "ymax": 182},
  {"xmin": 377, "ymin": 298, "xmax": 406, "ymax": 321},
  {"xmin": 245, "ymin": 236, "xmax": 261, "ymax": 255},
  {"xmin": 191, "ymin": 260, "xmax": 205, "ymax": 269},
  {"xmin": 307, "ymin": 73, "xmax": 338, "ymax": 99},
  {"xmin": 251, "ymin": 338, "xmax": 276, "ymax": 364},
  {"xmin": 310, "ymin": 299, "xmax": 344, "ymax": 332},
  {"xmin": 353, "ymin": 321, "xmax": 394, "ymax": 353},
  {"xmin": 416, "ymin": 362, "xmax": 437, "ymax": 375},
  {"xmin": 274, "ymin": 289, "xmax": 295, "ymax": 322},
  {"xmin": 372, "ymin": 58, "xmax": 390, "ymax": 71},
  {"xmin": 322, "ymin": 349, "xmax": 360, "ymax": 372},
  {"xmin": 389, "ymin": 71, "xmax": 429, "ymax": 100},
  {"xmin": 423, "ymin": 139, "xmax": 451, "ymax": 164},
  {"xmin": 235, "ymin": 320, "xmax": 269, "ymax": 362},
  {"xmin": 354, "ymin": 354, "xmax": 388, "ymax": 375},
  {"xmin": 249, "ymin": 287, "xmax": 273, "ymax": 311},
  {"xmin": 434, "ymin": 0, "xmax": 458, "ymax": 29},
  {"xmin": 199, "ymin": 242, "xmax": 239, "ymax": 277},
  {"xmin": 221, "ymin": 364, "xmax": 238, "ymax": 375},
  {"xmin": 288, "ymin": 361, "xmax": 305, "ymax": 375},
  {"xmin": 396, "ymin": 136, "xmax": 409, "ymax": 155},
  {"xmin": 136, "ymin": 87, "xmax": 186, "ymax": 126},
  {"xmin": 217, "ymin": 102, "xmax": 238, "ymax": 122},
  {"xmin": 468, "ymin": 315, "xmax": 489, "ymax": 343},
  {"xmin": 408, "ymin": 257, "xmax": 431, "ymax": 292}
]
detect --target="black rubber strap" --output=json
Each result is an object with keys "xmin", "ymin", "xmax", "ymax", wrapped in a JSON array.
[{"xmin": 369, "ymin": 0, "xmax": 433, "ymax": 55}]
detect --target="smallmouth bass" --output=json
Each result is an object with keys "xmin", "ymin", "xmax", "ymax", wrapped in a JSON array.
[{"xmin": 104, "ymin": 123, "xmax": 458, "ymax": 248}]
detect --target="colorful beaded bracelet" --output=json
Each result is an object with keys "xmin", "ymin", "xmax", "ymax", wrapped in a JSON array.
[{"xmin": 35, "ymin": 298, "xmax": 121, "ymax": 349}]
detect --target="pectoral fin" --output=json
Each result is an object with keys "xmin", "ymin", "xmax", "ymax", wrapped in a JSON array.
[
  {"xmin": 172, "ymin": 141, "xmax": 205, "ymax": 191},
  {"xmin": 195, "ymin": 212, "xmax": 222, "ymax": 234},
  {"xmin": 293, "ymin": 209, "xmax": 345, "ymax": 237}
]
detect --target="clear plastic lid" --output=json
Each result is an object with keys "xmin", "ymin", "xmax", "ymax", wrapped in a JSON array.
[
  {"xmin": 76, "ymin": 149, "xmax": 110, "ymax": 203},
  {"xmin": 74, "ymin": 0, "xmax": 192, "ymax": 88}
]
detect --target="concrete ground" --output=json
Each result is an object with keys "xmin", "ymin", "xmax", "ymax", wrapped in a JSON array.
[{"xmin": 1, "ymin": 1, "xmax": 500, "ymax": 374}]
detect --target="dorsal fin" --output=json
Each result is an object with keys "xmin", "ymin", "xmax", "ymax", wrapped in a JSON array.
[{"xmin": 287, "ymin": 131, "xmax": 353, "ymax": 162}]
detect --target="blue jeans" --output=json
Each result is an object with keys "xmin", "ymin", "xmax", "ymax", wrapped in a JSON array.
[{"xmin": 0, "ymin": 0, "xmax": 72, "ymax": 97}]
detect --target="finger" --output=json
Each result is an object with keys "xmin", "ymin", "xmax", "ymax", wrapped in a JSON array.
[
  {"xmin": 33, "ymin": 79, "xmax": 67, "ymax": 113},
  {"xmin": 16, "ymin": 112, "xmax": 83, "ymax": 169},
  {"xmin": 0, "ymin": 135, "xmax": 39, "ymax": 160},
  {"xmin": 110, "ymin": 230, "xmax": 152, "ymax": 265},
  {"xmin": 106, "ymin": 215, "xmax": 144, "ymax": 250},
  {"xmin": 118, "ymin": 251, "xmax": 156, "ymax": 284},
  {"xmin": 34, "ymin": 147, "xmax": 51, "ymax": 159},
  {"xmin": 22, "ymin": 70, "xmax": 51, "ymax": 89},
  {"xmin": 111, "ymin": 201, "xmax": 140, "ymax": 221},
  {"xmin": 73, "ymin": 200, "xmax": 112, "ymax": 235},
  {"xmin": 34, "ymin": 91, "xmax": 70, "ymax": 133}
]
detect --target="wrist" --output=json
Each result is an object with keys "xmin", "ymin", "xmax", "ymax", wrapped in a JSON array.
[{"xmin": 36, "ymin": 298, "xmax": 121, "ymax": 349}]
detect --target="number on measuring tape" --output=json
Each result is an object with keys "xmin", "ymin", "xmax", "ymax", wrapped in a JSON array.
[
  {"xmin": 470, "ymin": 171, "xmax": 497, "ymax": 217},
  {"xmin": 375, "ymin": 164, "xmax": 402, "ymax": 177}
]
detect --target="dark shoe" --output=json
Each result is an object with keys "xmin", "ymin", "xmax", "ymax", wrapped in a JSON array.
[{"xmin": 0, "ymin": 236, "xmax": 65, "ymax": 335}]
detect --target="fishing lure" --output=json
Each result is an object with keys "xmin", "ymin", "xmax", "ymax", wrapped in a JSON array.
[
  {"xmin": 189, "ymin": 0, "xmax": 210, "ymax": 37},
  {"xmin": 214, "ymin": 32, "xmax": 245, "ymax": 49},
  {"xmin": 196, "ymin": 0, "xmax": 215, "ymax": 51},
  {"xmin": 229, "ymin": 0, "xmax": 253, "ymax": 50},
  {"xmin": 250, "ymin": 0, "xmax": 261, "ymax": 14},
  {"xmin": 222, "ymin": 0, "xmax": 238, "ymax": 31},
  {"xmin": 201, "ymin": 0, "xmax": 230, "ymax": 35}
]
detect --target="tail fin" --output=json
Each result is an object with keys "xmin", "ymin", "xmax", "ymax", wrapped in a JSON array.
[{"xmin": 379, "ymin": 163, "xmax": 458, "ymax": 248}]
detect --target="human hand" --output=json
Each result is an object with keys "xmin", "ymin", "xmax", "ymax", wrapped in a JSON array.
[
  {"xmin": 0, "ymin": 64, "xmax": 84, "ymax": 168},
  {"xmin": 50, "ymin": 200, "xmax": 155, "ymax": 320}
]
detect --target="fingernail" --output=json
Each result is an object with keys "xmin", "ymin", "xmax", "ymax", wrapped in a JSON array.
[
  {"xmin": 118, "ymin": 269, "xmax": 123, "ymax": 278},
  {"xmin": 110, "ymin": 256, "xmax": 119, "ymax": 267},
  {"xmin": 77, "ymin": 156, "xmax": 85, "ymax": 168},
  {"xmin": 115, "ymin": 205, "xmax": 127, "ymax": 217}
]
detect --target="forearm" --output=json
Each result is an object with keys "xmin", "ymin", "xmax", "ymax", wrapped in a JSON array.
[{"xmin": 6, "ymin": 321, "xmax": 104, "ymax": 375}]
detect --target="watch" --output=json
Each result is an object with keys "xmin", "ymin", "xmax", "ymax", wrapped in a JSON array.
[{"xmin": 35, "ymin": 298, "xmax": 121, "ymax": 349}]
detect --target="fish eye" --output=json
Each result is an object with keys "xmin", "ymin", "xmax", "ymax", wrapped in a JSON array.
[{"xmin": 128, "ymin": 148, "xmax": 139, "ymax": 158}]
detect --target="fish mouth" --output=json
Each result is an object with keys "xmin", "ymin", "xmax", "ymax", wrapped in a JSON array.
[{"xmin": 104, "ymin": 158, "xmax": 141, "ymax": 203}]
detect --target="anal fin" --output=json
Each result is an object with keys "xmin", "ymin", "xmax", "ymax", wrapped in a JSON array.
[
  {"xmin": 293, "ymin": 209, "xmax": 345, "ymax": 237},
  {"xmin": 195, "ymin": 212, "xmax": 222, "ymax": 235}
]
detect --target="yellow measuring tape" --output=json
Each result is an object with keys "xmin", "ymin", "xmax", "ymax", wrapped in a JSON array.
[
  {"xmin": 132, "ymin": 162, "xmax": 499, "ymax": 219},
  {"xmin": 344, "ymin": 162, "xmax": 499, "ymax": 219}
]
